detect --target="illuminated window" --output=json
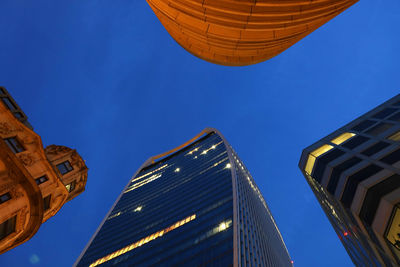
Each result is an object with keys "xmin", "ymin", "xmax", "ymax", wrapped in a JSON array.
[
  {"xmin": 0, "ymin": 193, "xmax": 11, "ymax": 204},
  {"xmin": 0, "ymin": 216, "xmax": 16, "ymax": 241},
  {"xmin": 65, "ymin": 181, "xmax": 76, "ymax": 192},
  {"xmin": 35, "ymin": 175, "xmax": 48, "ymax": 185},
  {"xmin": 125, "ymin": 173, "xmax": 162, "ymax": 193},
  {"xmin": 134, "ymin": 206, "xmax": 142, "ymax": 212},
  {"xmin": 305, "ymin": 144, "xmax": 334, "ymax": 175},
  {"xmin": 330, "ymin": 132, "xmax": 355, "ymax": 145},
  {"xmin": 388, "ymin": 131, "xmax": 400, "ymax": 141},
  {"xmin": 130, "ymin": 164, "xmax": 167, "ymax": 183},
  {"xmin": 304, "ymin": 132, "xmax": 355, "ymax": 176},
  {"xmin": 89, "ymin": 214, "xmax": 196, "ymax": 267},
  {"xmin": 218, "ymin": 222, "xmax": 227, "ymax": 231},
  {"xmin": 174, "ymin": 168, "xmax": 180, "ymax": 173},
  {"xmin": 4, "ymin": 137, "xmax": 24, "ymax": 153},
  {"xmin": 57, "ymin": 161, "xmax": 73, "ymax": 175},
  {"xmin": 200, "ymin": 142, "xmax": 223, "ymax": 156},
  {"xmin": 108, "ymin": 212, "xmax": 122, "ymax": 220},
  {"xmin": 385, "ymin": 205, "xmax": 400, "ymax": 251},
  {"xmin": 186, "ymin": 147, "xmax": 199, "ymax": 155}
]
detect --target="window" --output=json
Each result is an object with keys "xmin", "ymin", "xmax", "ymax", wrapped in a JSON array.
[
  {"xmin": 4, "ymin": 137, "xmax": 24, "ymax": 153},
  {"xmin": 35, "ymin": 175, "xmax": 48, "ymax": 185},
  {"xmin": 14, "ymin": 112, "xmax": 23, "ymax": 119},
  {"xmin": 0, "ymin": 216, "xmax": 16, "ymax": 240},
  {"xmin": 393, "ymin": 101, "xmax": 400, "ymax": 107},
  {"xmin": 360, "ymin": 174, "xmax": 400, "ymax": 226},
  {"xmin": 351, "ymin": 120, "xmax": 375, "ymax": 132},
  {"xmin": 304, "ymin": 144, "xmax": 333, "ymax": 175},
  {"xmin": 43, "ymin": 195, "xmax": 51, "ymax": 211},
  {"xmin": 388, "ymin": 131, "xmax": 400, "ymax": 142},
  {"xmin": 65, "ymin": 181, "xmax": 76, "ymax": 193},
  {"xmin": 341, "ymin": 164, "xmax": 383, "ymax": 208},
  {"xmin": 312, "ymin": 149, "xmax": 345, "ymax": 183},
  {"xmin": 342, "ymin": 135, "xmax": 369, "ymax": 149},
  {"xmin": 365, "ymin": 122, "xmax": 394, "ymax": 136},
  {"xmin": 380, "ymin": 148, "xmax": 400, "ymax": 165},
  {"xmin": 387, "ymin": 112, "xmax": 400, "ymax": 122},
  {"xmin": 385, "ymin": 204, "xmax": 400, "ymax": 251},
  {"xmin": 56, "ymin": 161, "xmax": 73, "ymax": 175},
  {"xmin": 361, "ymin": 142, "xmax": 391, "ymax": 156},
  {"xmin": 1, "ymin": 97, "xmax": 17, "ymax": 111},
  {"xmin": 372, "ymin": 108, "xmax": 397, "ymax": 119},
  {"xmin": 0, "ymin": 193, "xmax": 11, "ymax": 204},
  {"xmin": 330, "ymin": 132, "xmax": 355, "ymax": 145}
]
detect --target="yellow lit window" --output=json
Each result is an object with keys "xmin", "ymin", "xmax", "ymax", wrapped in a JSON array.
[
  {"xmin": 125, "ymin": 173, "xmax": 162, "ymax": 193},
  {"xmin": 89, "ymin": 214, "xmax": 196, "ymax": 267},
  {"xmin": 386, "ymin": 206, "xmax": 400, "ymax": 251},
  {"xmin": 130, "ymin": 164, "xmax": 168, "ymax": 183},
  {"xmin": 305, "ymin": 132, "xmax": 355, "ymax": 175},
  {"xmin": 331, "ymin": 132, "xmax": 355, "ymax": 145},
  {"xmin": 107, "ymin": 212, "xmax": 122, "ymax": 220},
  {"xmin": 388, "ymin": 131, "xmax": 400, "ymax": 141},
  {"xmin": 304, "ymin": 144, "xmax": 334, "ymax": 175},
  {"xmin": 134, "ymin": 206, "xmax": 142, "ymax": 212}
]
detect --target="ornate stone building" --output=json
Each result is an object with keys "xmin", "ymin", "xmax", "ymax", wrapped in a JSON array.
[
  {"xmin": 147, "ymin": 0, "xmax": 359, "ymax": 66},
  {"xmin": 0, "ymin": 87, "xmax": 88, "ymax": 254}
]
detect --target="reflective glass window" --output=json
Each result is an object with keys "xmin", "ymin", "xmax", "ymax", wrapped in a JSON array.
[
  {"xmin": 361, "ymin": 142, "xmax": 390, "ymax": 156},
  {"xmin": 4, "ymin": 137, "xmax": 24, "ymax": 153},
  {"xmin": 351, "ymin": 120, "xmax": 376, "ymax": 132},
  {"xmin": 372, "ymin": 108, "xmax": 397, "ymax": 119},
  {"xmin": 365, "ymin": 122, "xmax": 394, "ymax": 136},
  {"xmin": 57, "ymin": 161, "xmax": 73, "ymax": 175},
  {"xmin": 0, "ymin": 193, "xmax": 11, "ymax": 204}
]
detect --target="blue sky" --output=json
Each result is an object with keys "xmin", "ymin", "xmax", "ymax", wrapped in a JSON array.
[{"xmin": 0, "ymin": 0, "xmax": 399, "ymax": 266}]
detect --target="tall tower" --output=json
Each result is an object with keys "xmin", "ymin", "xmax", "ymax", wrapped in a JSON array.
[
  {"xmin": 0, "ymin": 87, "xmax": 88, "ymax": 254},
  {"xmin": 299, "ymin": 94, "xmax": 400, "ymax": 266},
  {"xmin": 147, "ymin": 0, "xmax": 359, "ymax": 66},
  {"xmin": 75, "ymin": 128, "xmax": 291, "ymax": 266}
]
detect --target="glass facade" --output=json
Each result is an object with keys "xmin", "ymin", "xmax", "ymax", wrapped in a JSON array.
[{"xmin": 76, "ymin": 129, "xmax": 292, "ymax": 267}]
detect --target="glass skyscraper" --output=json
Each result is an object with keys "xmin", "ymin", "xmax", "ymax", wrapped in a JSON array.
[
  {"xmin": 299, "ymin": 94, "xmax": 400, "ymax": 266},
  {"xmin": 75, "ymin": 128, "xmax": 292, "ymax": 267}
]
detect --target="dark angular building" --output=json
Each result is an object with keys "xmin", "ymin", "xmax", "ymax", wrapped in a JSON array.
[
  {"xmin": 75, "ymin": 128, "xmax": 292, "ymax": 267},
  {"xmin": 299, "ymin": 95, "xmax": 400, "ymax": 266}
]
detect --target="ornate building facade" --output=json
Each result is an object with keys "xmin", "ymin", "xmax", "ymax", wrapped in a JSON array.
[
  {"xmin": 147, "ymin": 0, "xmax": 359, "ymax": 66},
  {"xmin": 75, "ymin": 128, "xmax": 291, "ymax": 266},
  {"xmin": 0, "ymin": 87, "xmax": 88, "ymax": 254},
  {"xmin": 299, "ymin": 94, "xmax": 400, "ymax": 266}
]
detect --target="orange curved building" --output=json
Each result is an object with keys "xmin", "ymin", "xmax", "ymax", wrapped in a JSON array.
[
  {"xmin": 147, "ymin": 0, "xmax": 358, "ymax": 66},
  {"xmin": 0, "ymin": 87, "xmax": 88, "ymax": 254}
]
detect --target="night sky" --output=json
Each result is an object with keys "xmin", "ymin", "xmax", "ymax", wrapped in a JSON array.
[{"xmin": 1, "ymin": 1, "xmax": 399, "ymax": 266}]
